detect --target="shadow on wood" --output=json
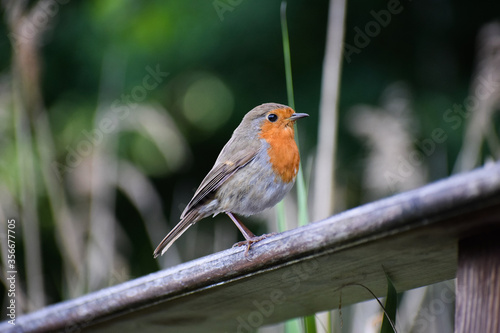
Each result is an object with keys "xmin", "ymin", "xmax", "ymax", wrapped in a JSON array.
[{"xmin": 2, "ymin": 162, "xmax": 500, "ymax": 333}]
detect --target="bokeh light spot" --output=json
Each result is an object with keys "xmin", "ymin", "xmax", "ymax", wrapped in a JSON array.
[{"xmin": 182, "ymin": 74, "xmax": 234, "ymax": 132}]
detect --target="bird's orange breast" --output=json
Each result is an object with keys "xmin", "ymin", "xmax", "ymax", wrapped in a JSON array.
[{"xmin": 259, "ymin": 117, "xmax": 300, "ymax": 184}]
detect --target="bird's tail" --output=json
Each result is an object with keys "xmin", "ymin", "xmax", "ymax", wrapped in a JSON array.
[{"xmin": 153, "ymin": 210, "xmax": 202, "ymax": 258}]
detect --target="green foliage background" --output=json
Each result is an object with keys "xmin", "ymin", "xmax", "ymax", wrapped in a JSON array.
[{"xmin": 0, "ymin": 0, "xmax": 499, "ymax": 328}]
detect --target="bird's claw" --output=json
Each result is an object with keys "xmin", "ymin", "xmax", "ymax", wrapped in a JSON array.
[{"xmin": 232, "ymin": 233, "xmax": 277, "ymax": 256}]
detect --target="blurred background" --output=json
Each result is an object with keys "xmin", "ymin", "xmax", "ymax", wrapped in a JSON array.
[{"xmin": 0, "ymin": 0, "xmax": 499, "ymax": 332}]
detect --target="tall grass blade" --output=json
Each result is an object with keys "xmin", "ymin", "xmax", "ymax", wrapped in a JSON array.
[
  {"xmin": 303, "ymin": 315, "xmax": 317, "ymax": 333},
  {"xmin": 276, "ymin": 201, "xmax": 287, "ymax": 232},
  {"xmin": 380, "ymin": 273, "xmax": 398, "ymax": 333},
  {"xmin": 312, "ymin": 0, "xmax": 346, "ymax": 223},
  {"xmin": 281, "ymin": 1, "xmax": 309, "ymax": 227},
  {"xmin": 281, "ymin": 1, "xmax": 295, "ymax": 110},
  {"xmin": 340, "ymin": 283, "xmax": 398, "ymax": 333}
]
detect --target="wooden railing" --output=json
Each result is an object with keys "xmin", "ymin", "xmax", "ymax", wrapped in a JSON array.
[{"xmin": 2, "ymin": 162, "xmax": 500, "ymax": 333}]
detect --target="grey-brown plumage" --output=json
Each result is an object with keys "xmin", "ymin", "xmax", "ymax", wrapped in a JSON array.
[{"xmin": 154, "ymin": 103, "xmax": 308, "ymax": 258}]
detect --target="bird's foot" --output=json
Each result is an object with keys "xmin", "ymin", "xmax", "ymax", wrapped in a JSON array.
[{"xmin": 232, "ymin": 233, "xmax": 277, "ymax": 256}]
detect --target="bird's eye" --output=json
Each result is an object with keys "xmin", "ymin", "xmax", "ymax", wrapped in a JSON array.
[{"xmin": 267, "ymin": 113, "xmax": 278, "ymax": 122}]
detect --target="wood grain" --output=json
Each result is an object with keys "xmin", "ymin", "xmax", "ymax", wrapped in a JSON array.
[{"xmin": 456, "ymin": 233, "xmax": 500, "ymax": 333}]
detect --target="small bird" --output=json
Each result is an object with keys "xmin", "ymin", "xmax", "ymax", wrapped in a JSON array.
[{"xmin": 154, "ymin": 103, "xmax": 308, "ymax": 258}]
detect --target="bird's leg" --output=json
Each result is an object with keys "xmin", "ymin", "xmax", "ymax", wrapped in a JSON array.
[
  {"xmin": 226, "ymin": 211, "xmax": 256, "ymax": 240},
  {"xmin": 226, "ymin": 212, "xmax": 275, "ymax": 255}
]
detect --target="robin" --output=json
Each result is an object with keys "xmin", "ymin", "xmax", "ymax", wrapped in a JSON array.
[{"xmin": 154, "ymin": 103, "xmax": 308, "ymax": 258}]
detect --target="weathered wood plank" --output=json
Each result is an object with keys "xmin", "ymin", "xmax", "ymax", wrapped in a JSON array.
[
  {"xmin": 455, "ymin": 233, "xmax": 500, "ymax": 333},
  {"xmin": 2, "ymin": 162, "xmax": 500, "ymax": 333}
]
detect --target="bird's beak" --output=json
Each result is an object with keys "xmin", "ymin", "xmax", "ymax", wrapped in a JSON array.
[{"xmin": 289, "ymin": 113, "xmax": 309, "ymax": 121}]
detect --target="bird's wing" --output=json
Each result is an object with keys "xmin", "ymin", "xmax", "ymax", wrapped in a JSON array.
[
  {"xmin": 153, "ymin": 137, "xmax": 261, "ymax": 258},
  {"xmin": 154, "ymin": 148, "xmax": 259, "ymax": 258},
  {"xmin": 181, "ymin": 144, "xmax": 260, "ymax": 218}
]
